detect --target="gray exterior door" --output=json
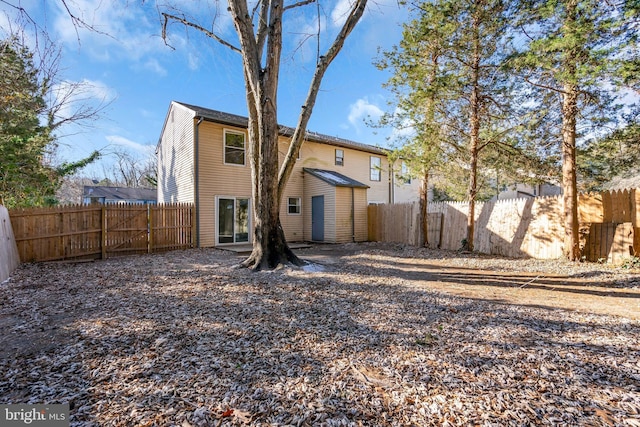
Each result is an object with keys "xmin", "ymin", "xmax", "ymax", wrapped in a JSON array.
[{"xmin": 311, "ymin": 195, "xmax": 324, "ymax": 241}]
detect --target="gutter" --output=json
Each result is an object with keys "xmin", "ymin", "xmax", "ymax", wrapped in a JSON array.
[{"xmin": 194, "ymin": 116, "xmax": 204, "ymax": 247}]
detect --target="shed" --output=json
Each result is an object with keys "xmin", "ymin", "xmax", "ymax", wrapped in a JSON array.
[{"xmin": 303, "ymin": 168, "xmax": 369, "ymax": 243}]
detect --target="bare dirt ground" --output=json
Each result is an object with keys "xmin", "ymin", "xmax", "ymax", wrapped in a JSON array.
[{"xmin": 1, "ymin": 243, "xmax": 639, "ymax": 426}]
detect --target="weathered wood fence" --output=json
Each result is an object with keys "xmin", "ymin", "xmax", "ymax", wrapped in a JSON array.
[
  {"xmin": 368, "ymin": 188, "xmax": 640, "ymax": 263},
  {"xmin": 9, "ymin": 203, "xmax": 194, "ymax": 263}
]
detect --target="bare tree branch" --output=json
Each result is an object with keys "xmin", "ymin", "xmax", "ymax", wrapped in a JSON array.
[
  {"xmin": 161, "ymin": 12, "xmax": 242, "ymax": 53},
  {"xmin": 278, "ymin": 0, "xmax": 368, "ymax": 197},
  {"xmin": 283, "ymin": 0, "xmax": 316, "ymax": 11}
]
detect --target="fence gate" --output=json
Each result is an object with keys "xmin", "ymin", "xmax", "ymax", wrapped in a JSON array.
[{"xmin": 103, "ymin": 205, "xmax": 150, "ymax": 258}]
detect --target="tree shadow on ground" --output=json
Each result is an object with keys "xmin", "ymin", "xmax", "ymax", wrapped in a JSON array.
[{"xmin": 0, "ymin": 249, "xmax": 638, "ymax": 425}]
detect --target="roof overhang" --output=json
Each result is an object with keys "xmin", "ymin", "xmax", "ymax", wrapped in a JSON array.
[{"xmin": 303, "ymin": 168, "xmax": 369, "ymax": 188}]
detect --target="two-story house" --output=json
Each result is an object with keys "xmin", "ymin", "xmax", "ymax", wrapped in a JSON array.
[{"xmin": 157, "ymin": 101, "xmax": 401, "ymax": 247}]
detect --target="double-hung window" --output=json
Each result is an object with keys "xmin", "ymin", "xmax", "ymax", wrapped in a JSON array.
[
  {"xmin": 335, "ymin": 149, "xmax": 344, "ymax": 166},
  {"xmin": 224, "ymin": 130, "xmax": 245, "ymax": 165},
  {"xmin": 370, "ymin": 156, "xmax": 381, "ymax": 181},
  {"xmin": 288, "ymin": 197, "xmax": 301, "ymax": 215},
  {"xmin": 401, "ymin": 162, "xmax": 411, "ymax": 184}
]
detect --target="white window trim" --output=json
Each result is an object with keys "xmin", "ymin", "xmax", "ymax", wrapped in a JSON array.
[
  {"xmin": 287, "ymin": 197, "xmax": 302, "ymax": 215},
  {"xmin": 223, "ymin": 129, "xmax": 246, "ymax": 166},
  {"xmin": 335, "ymin": 149, "xmax": 344, "ymax": 166},
  {"xmin": 370, "ymin": 156, "xmax": 381, "ymax": 181}
]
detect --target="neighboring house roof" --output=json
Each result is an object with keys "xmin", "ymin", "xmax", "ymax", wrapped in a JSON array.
[
  {"xmin": 169, "ymin": 101, "xmax": 388, "ymax": 156},
  {"xmin": 303, "ymin": 168, "xmax": 369, "ymax": 188},
  {"xmin": 83, "ymin": 186, "xmax": 157, "ymax": 202}
]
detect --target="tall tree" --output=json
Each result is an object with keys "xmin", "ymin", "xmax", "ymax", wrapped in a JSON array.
[
  {"xmin": 378, "ymin": 0, "xmax": 518, "ymax": 251},
  {"xmin": 375, "ymin": 3, "xmax": 452, "ymax": 247},
  {"xmin": 162, "ymin": 0, "xmax": 367, "ymax": 270},
  {"xmin": 0, "ymin": 36, "xmax": 100, "ymax": 208},
  {"xmin": 511, "ymin": 0, "xmax": 636, "ymax": 260}
]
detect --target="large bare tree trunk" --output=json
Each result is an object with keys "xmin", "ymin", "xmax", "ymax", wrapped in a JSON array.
[
  {"xmin": 227, "ymin": 0, "xmax": 367, "ymax": 270},
  {"xmin": 163, "ymin": 0, "xmax": 367, "ymax": 270},
  {"xmin": 243, "ymin": 102, "xmax": 303, "ymax": 269}
]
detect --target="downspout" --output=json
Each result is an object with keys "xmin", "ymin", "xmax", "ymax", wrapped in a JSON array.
[
  {"xmin": 351, "ymin": 187, "xmax": 356, "ymax": 243},
  {"xmin": 389, "ymin": 163, "xmax": 394, "ymax": 204},
  {"xmin": 194, "ymin": 116, "xmax": 204, "ymax": 248}
]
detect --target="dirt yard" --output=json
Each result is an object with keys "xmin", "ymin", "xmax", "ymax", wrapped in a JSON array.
[{"xmin": 1, "ymin": 243, "xmax": 639, "ymax": 426}]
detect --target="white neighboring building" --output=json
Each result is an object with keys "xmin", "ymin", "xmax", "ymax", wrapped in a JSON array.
[
  {"xmin": 391, "ymin": 162, "xmax": 426, "ymax": 204},
  {"xmin": 493, "ymin": 182, "xmax": 562, "ymax": 201}
]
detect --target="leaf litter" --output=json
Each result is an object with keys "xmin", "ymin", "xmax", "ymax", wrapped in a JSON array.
[{"xmin": 0, "ymin": 243, "xmax": 638, "ymax": 426}]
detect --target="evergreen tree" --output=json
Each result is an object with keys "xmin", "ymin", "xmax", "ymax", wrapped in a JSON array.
[
  {"xmin": 0, "ymin": 37, "xmax": 99, "ymax": 208},
  {"xmin": 378, "ymin": 0, "xmax": 524, "ymax": 250},
  {"xmin": 511, "ymin": 0, "xmax": 637, "ymax": 260}
]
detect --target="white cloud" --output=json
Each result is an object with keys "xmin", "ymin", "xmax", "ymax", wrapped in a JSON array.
[
  {"xmin": 187, "ymin": 52, "xmax": 199, "ymax": 70},
  {"xmin": 143, "ymin": 58, "xmax": 168, "ymax": 76},
  {"xmin": 331, "ymin": 0, "xmax": 354, "ymax": 28},
  {"xmin": 49, "ymin": 0, "xmax": 179, "ymax": 72},
  {"xmin": 348, "ymin": 98, "xmax": 384, "ymax": 132},
  {"xmin": 105, "ymin": 135, "xmax": 155, "ymax": 156}
]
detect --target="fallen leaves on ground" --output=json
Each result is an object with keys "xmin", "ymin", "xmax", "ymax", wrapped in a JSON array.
[{"xmin": 0, "ymin": 243, "xmax": 639, "ymax": 426}]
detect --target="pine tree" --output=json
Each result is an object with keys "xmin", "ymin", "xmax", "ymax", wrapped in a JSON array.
[
  {"xmin": 378, "ymin": 0, "xmax": 521, "ymax": 251},
  {"xmin": 511, "ymin": 0, "xmax": 636, "ymax": 260},
  {"xmin": 0, "ymin": 37, "xmax": 100, "ymax": 207}
]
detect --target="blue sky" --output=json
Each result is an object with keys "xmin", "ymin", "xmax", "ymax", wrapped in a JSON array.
[{"xmin": 1, "ymin": 0, "xmax": 409, "ymax": 178}]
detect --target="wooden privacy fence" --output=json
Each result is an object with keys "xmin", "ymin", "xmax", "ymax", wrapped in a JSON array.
[
  {"xmin": 367, "ymin": 203, "xmax": 444, "ymax": 248},
  {"xmin": 368, "ymin": 188, "xmax": 640, "ymax": 263},
  {"xmin": 9, "ymin": 203, "xmax": 194, "ymax": 263}
]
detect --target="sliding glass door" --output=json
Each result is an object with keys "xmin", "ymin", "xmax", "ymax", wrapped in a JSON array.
[{"xmin": 217, "ymin": 197, "xmax": 250, "ymax": 244}]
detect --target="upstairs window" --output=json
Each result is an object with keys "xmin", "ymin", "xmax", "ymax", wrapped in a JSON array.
[
  {"xmin": 224, "ymin": 130, "xmax": 245, "ymax": 165},
  {"xmin": 400, "ymin": 162, "xmax": 411, "ymax": 184},
  {"xmin": 335, "ymin": 149, "xmax": 344, "ymax": 166},
  {"xmin": 370, "ymin": 156, "xmax": 381, "ymax": 181}
]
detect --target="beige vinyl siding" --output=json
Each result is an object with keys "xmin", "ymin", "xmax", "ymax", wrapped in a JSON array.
[
  {"xmin": 198, "ymin": 121, "xmax": 252, "ymax": 247},
  {"xmin": 278, "ymin": 140, "xmax": 304, "ymax": 242},
  {"xmin": 157, "ymin": 103, "xmax": 195, "ymax": 204},
  {"xmin": 303, "ymin": 175, "xmax": 336, "ymax": 242},
  {"xmin": 297, "ymin": 141, "xmax": 389, "ymax": 204},
  {"xmin": 334, "ymin": 187, "xmax": 368, "ymax": 243}
]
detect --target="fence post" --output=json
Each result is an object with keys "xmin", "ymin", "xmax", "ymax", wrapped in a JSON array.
[
  {"xmin": 148, "ymin": 204, "xmax": 153, "ymax": 254},
  {"xmin": 101, "ymin": 205, "xmax": 107, "ymax": 259},
  {"xmin": 191, "ymin": 204, "xmax": 197, "ymax": 248},
  {"xmin": 633, "ymin": 188, "xmax": 640, "ymax": 257}
]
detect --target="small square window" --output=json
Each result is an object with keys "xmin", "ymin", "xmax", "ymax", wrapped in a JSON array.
[
  {"xmin": 288, "ymin": 197, "xmax": 301, "ymax": 214},
  {"xmin": 335, "ymin": 149, "xmax": 344, "ymax": 166},
  {"xmin": 370, "ymin": 156, "xmax": 381, "ymax": 181}
]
